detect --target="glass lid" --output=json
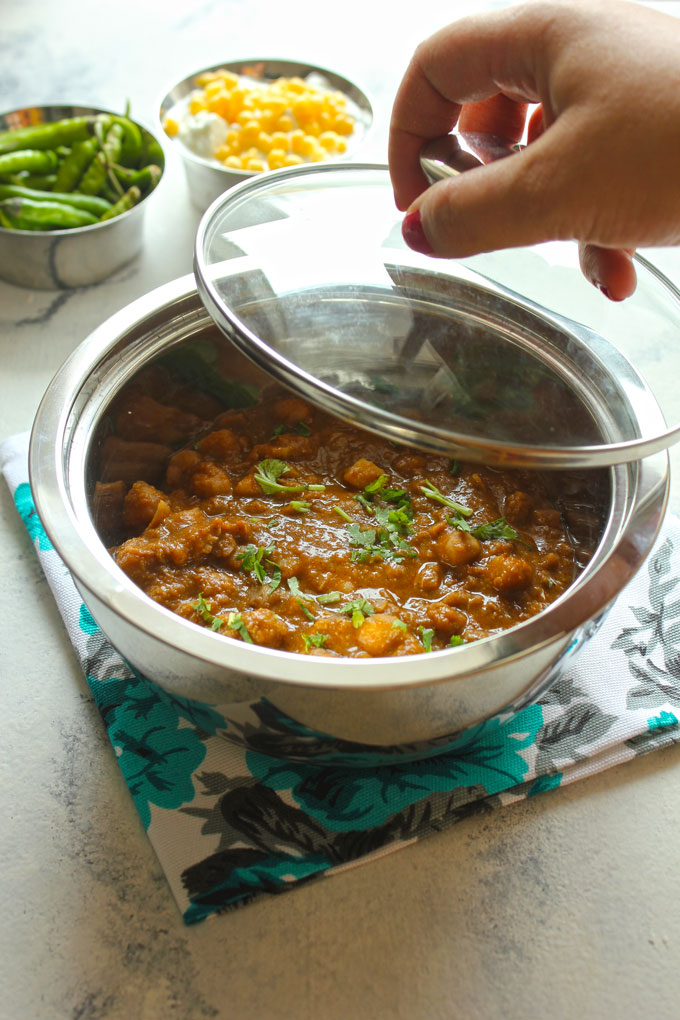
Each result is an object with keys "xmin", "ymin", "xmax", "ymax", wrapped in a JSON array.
[{"xmin": 194, "ymin": 161, "xmax": 680, "ymax": 469}]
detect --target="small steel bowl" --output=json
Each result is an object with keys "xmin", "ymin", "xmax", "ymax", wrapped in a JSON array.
[
  {"xmin": 0, "ymin": 104, "xmax": 165, "ymax": 290},
  {"xmin": 157, "ymin": 59, "xmax": 373, "ymax": 210}
]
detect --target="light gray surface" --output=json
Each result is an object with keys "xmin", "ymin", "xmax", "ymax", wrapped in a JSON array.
[{"xmin": 2, "ymin": 2, "xmax": 680, "ymax": 1018}]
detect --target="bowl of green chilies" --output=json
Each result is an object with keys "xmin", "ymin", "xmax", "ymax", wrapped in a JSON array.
[{"xmin": 0, "ymin": 104, "xmax": 165, "ymax": 289}]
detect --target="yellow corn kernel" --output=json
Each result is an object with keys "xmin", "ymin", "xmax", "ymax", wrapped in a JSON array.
[
  {"xmin": 195, "ymin": 71, "xmax": 219, "ymax": 86},
  {"xmin": 283, "ymin": 153, "xmax": 305, "ymax": 167},
  {"xmin": 318, "ymin": 131, "xmax": 340, "ymax": 152},
  {"xmin": 261, "ymin": 97, "xmax": 288, "ymax": 119},
  {"xmin": 223, "ymin": 155, "xmax": 244, "ymax": 169},
  {"xmin": 237, "ymin": 109, "xmax": 258, "ymax": 126},
  {"xmin": 214, "ymin": 144, "xmax": 231, "ymax": 161},
  {"xmin": 334, "ymin": 116, "xmax": 355, "ymax": 136},
  {"xmin": 270, "ymin": 131, "xmax": 290, "ymax": 152},
  {"xmin": 298, "ymin": 134, "xmax": 319, "ymax": 157},
  {"xmin": 304, "ymin": 121, "xmax": 321, "ymax": 138},
  {"xmin": 163, "ymin": 116, "xmax": 179, "ymax": 137},
  {"xmin": 189, "ymin": 95, "xmax": 207, "ymax": 115},
  {"xmin": 257, "ymin": 131, "xmax": 274, "ymax": 152},
  {"xmin": 220, "ymin": 70, "xmax": 240, "ymax": 89},
  {"xmin": 267, "ymin": 148, "xmax": 287, "ymax": 169},
  {"xmin": 335, "ymin": 138, "xmax": 348, "ymax": 154},
  {"xmin": 208, "ymin": 91, "xmax": 231, "ymax": 120},
  {"xmin": 286, "ymin": 77, "xmax": 307, "ymax": 94},
  {"xmin": 245, "ymin": 157, "xmax": 266, "ymax": 172},
  {"xmin": 290, "ymin": 129, "xmax": 306, "ymax": 154},
  {"xmin": 238, "ymin": 121, "xmax": 261, "ymax": 146},
  {"xmin": 275, "ymin": 114, "xmax": 295, "ymax": 133},
  {"xmin": 204, "ymin": 80, "xmax": 224, "ymax": 99}
]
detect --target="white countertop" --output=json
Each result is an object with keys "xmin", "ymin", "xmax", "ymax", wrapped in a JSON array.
[{"xmin": 3, "ymin": 2, "xmax": 680, "ymax": 1018}]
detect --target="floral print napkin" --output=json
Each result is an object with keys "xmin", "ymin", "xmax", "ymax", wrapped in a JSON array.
[{"xmin": 4, "ymin": 431, "xmax": 680, "ymax": 925}]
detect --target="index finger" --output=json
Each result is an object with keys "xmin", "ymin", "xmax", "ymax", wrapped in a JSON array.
[{"xmin": 389, "ymin": 8, "xmax": 543, "ymax": 209}]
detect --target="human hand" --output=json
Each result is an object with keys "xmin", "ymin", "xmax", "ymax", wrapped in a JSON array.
[{"xmin": 389, "ymin": 0, "xmax": 680, "ymax": 300}]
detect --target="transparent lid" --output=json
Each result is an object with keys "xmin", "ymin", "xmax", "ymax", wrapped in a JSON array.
[{"xmin": 194, "ymin": 161, "xmax": 680, "ymax": 469}]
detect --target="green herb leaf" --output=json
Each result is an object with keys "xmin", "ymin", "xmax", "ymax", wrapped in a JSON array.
[
  {"xmin": 296, "ymin": 421, "xmax": 311, "ymax": 436},
  {"xmin": 420, "ymin": 479, "xmax": 472, "ymax": 517},
  {"xmin": 317, "ymin": 591, "xmax": 342, "ymax": 605},
  {"xmin": 338, "ymin": 597, "xmax": 375, "ymax": 628},
  {"xmin": 470, "ymin": 517, "xmax": 520, "ymax": 542},
  {"xmin": 391, "ymin": 619, "xmax": 407, "ymax": 632},
  {"xmin": 236, "ymin": 543, "xmax": 281, "ymax": 590},
  {"xmin": 227, "ymin": 611, "xmax": 253, "ymax": 643},
  {"xmin": 302, "ymin": 632, "xmax": 328, "ymax": 651},
  {"xmin": 449, "ymin": 459, "xmax": 460, "ymax": 476},
  {"xmin": 334, "ymin": 506, "xmax": 353, "ymax": 522},
  {"xmin": 449, "ymin": 634, "xmax": 465, "ymax": 647},
  {"xmin": 191, "ymin": 592, "xmax": 225, "ymax": 632},
  {"xmin": 419, "ymin": 626, "xmax": 435, "ymax": 652},
  {"xmin": 289, "ymin": 500, "xmax": 311, "ymax": 513},
  {"xmin": 254, "ymin": 458, "xmax": 307, "ymax": 495}
]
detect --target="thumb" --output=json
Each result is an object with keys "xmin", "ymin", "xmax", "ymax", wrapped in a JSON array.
[{"xmin": 402, "ymin": 137, "xmax": 577, "ymax": 259}]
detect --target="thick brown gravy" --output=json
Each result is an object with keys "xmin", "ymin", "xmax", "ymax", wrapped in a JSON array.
[{"xmin": 94, "ymin": 375, "xmax": 601, "ymax": 658}]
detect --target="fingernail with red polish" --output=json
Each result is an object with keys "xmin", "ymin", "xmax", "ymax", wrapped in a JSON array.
[
  {"xmin": 597, "ymin": 283, "xmax": 612, "ymax": 300},
  {"xmin": 402, "ymin": 209, "xmax": 435, "ymax": 256}
]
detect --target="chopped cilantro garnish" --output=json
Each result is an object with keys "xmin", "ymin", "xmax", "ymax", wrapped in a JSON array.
[
  {"xmin": 236, "ymin": 543, "xmax": 282, "ymax": 591},
  {"xmin": 308, "ymin": 483, "xmax": 326, "ymax": 492},
  {"xmin": 191, "ymin": 593, "xmax": 225, "ymax": 632},
  {"xmin": 289, "ymin": 500, "xmax": 311, "ymax": 513},
  {"xmin": 271, "ymin": 424, "xmax": 287, "ymax": 439},
  {"xmin": 365, "ymin": 473, "xmax": 389, "ymax": 494},
  {"xmin": 298, "ymin": 601, "xmax": 315, "ymax": 621},
  {"xmin": 449, "ymin": 634, "xmax": 465, "ymax": 647},
  {"xmin": 287, "ymin": 576, "xmax": 310, "ymax": 600},
  {"xmin": 338, "ymin": 598, "xmax": 375, "ymax": 628},
  {"xmin": 254, "ymin": 459, "xmax": 306, "ymax": 495},
  {"xmin": 449, "ymin": 459, "xmax": 460, "ymax": 476},
  {"xmin": 419, "ymin": 626, "xmax": 435, "ymax": 652},
  {"xmin": 296, "ymin": 421, "xmax": 311, "ymax": 436},
  {"xmin": 391, "ymin": 619, "xmax": 407, "ymax": 632},
  {"xmin": 471, "ymin": 517, "xmax": 520, "ymax": 542},
  {"xmin": 420, "ymin": 479, "xmax": 472, "ymax": 517},
  {"xmin": 448, "ymin": 514, "xmax": 520, "ymax": 543},
  {"xmin": 346, "ymin": 510, "xmax": 415, "ymax": 564},
  {"xmin": 317, "ymin": 591, "xmax": 342, "ymax": 605},
  {"xmin": 334, "ymin": 506, "xmax": 353, "ymax": 522},
  {"xmin": 227, "ymin": 611, "xmax": 253, "ymax": 643},
  {"xmin": 302, "ymin": 633, "xmax": 328, "ymax": 651}
]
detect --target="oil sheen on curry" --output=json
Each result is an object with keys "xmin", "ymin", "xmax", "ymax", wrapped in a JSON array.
[{"xmin": 96, "ymin": 372, "xmax": 592, "ymax": 659}]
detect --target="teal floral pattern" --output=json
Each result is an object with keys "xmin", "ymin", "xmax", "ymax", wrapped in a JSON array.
[{"xmin": 14, "ymin": 482, "xmax": 52, "ymax": 550}]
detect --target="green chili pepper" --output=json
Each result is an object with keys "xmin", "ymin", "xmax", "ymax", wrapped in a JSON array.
[
  {"xmin": 0, "ymin": 116, "xmax": 96, "ymax": 155},
  {"xmin": 99, "ymin": 185, "xmax": 141, "ymax": 220},
  {"xmin": 0, "ymin": 172, "xmax": 57, "ymax": 190},
  {"xmin": 110, "ymin": 116, "xmax": 142, "ymax": 167},
  {"xmin": 0, "ymin": 196, "xmax": 97, "ymax": 230},
  {"xmin": 53, "ymin": 137, "xmax": 99, "ymax": 192},
  {"xmin": 103, "ymin": 122, "xmax": 124, "ymax": 165},
  {"xmin": 0, "ymin": 184, "xmax": 111, "ymax": 216},
  {"xmin": 78, "ymin": 150, "xmax": 108, "ymax": 195},
  {"xmin": 0, "ymin": 149, "xmax": 59, "ymax": 175},
  {"xmin": 114, "ymin": 163, "xmax": 162, "ymax": 194}
]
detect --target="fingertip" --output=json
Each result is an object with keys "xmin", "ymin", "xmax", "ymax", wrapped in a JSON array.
[{"xmin": 579, "ymin": 244, "xmax": 637, "ymax": 301}]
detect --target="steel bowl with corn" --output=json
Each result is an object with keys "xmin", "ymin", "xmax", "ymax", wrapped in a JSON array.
[{"xmin": 158, "ymin": 59, "xmax": 373, "ymax": 209}]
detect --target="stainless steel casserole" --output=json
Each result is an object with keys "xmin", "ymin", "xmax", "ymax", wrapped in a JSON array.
[{"xmin": 29, "ymin": 269, "xmax": 669, "ymax": 744}]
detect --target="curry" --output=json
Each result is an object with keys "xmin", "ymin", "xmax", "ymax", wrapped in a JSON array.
[{"xmin": 96, "ymin": 379, "xmax": 593, "ymax": 658}]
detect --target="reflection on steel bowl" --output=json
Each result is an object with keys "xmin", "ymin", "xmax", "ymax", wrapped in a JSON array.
[{"xmin": 29, "ymin": 274, "xmax": 668, "ymax": 745}]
